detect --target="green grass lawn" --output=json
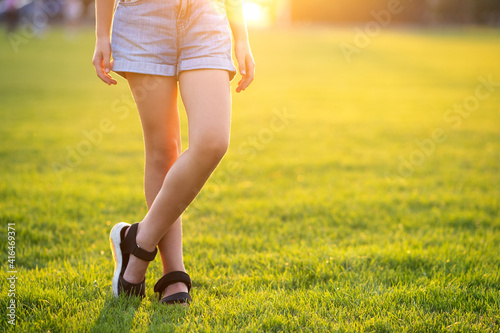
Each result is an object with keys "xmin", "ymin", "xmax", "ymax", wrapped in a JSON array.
[{"xmin": 0, "ymin": 25, "xmax": 499, "ymax": 332}]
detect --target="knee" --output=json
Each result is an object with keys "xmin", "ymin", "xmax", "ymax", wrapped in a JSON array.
[
  {"xmin": 147, "ymin": 138, "xmax": 181, "ymax": 169},
  {"xmin": 192, "ymin": 135, "xmax": 229, "ymax": 167}
]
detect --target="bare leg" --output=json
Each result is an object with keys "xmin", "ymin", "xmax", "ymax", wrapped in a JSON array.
[
  {"xmin": 123, "ymin": 70, "xmax": 231, "ymax": 295},
  {"xmin": 122, "ymin": 73, "xmax": 186, "ymax": 297}
]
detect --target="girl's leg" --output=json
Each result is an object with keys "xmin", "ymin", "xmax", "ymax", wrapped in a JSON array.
[
  {"xmin": 123, "ymin": 69, "xmax": 231, "ymax": 287},
  {"xmin": 122, "ymin": 73, "xmax": 186, "ymax": 294}
]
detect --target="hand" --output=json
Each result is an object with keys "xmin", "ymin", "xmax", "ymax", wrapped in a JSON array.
[
  {"xmin": 234, "ymin": 41, "xmax": 255, "ymax": 93},
  {"xmin": 92, "ymin": 38, "xmax": 117, "ymax": 85}
]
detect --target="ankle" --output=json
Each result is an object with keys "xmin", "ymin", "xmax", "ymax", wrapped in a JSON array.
[
  {"xmin": 135, "ymin": 222, "xmax": 158, "ymax": 252},
  {"xmin": 123, "ymin": 255, "xmax": 150, "ymax": 283},
  {"xmin": 127, "ymin": 222, "xmax": 157, "ymax": 252}
]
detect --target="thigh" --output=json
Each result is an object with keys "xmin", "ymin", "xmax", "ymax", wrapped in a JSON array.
[
  {"xmin": 178, "ymin": 69, "xmax": 231, "ymax": 147},
  {"xmin": 127, "ymin": 73, "xmax": 181, "ymax": 152}
]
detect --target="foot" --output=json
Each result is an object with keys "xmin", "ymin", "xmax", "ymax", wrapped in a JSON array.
[
  {"xmin": 163, "ymin": 281, "xmax": 189, "ymax": 305},
  {"xmin": 110, "ymin": 222, "xmax": 158, "ymax": 298},
  {"xmin": 154, "ymin": 271, "xmax": 192, "ymax": 305}
]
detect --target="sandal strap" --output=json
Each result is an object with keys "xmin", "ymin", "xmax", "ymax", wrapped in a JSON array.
[
  {"xmin": 120, "ymin": 223, "xmax": 157, "ymax": 262},
  {"xmin": 160, "ymin": 292, "xmax": 191, "ymax": 304},
  {"xmin": 119, "ymin": 275, "xmax": 146, "ymax": 298},
  {"xmin": 154, "ymin": 271, "xmax": 192, "ymax": 299}
]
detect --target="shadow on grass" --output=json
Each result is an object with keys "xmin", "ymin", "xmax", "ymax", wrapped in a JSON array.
[
  {"xmin": 90, "ymin": 294, "xmax": 143, "ymax": 332},
  {"xmin": 91, "ymin": 292, "xmax": 191, "ymax": 332},
  {"xmin": 146, "ymin": 299, "xmax": 192, "ymax": 332}
]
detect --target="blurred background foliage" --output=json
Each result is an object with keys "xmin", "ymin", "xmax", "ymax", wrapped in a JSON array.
[
  {"xmin": 289, "ymin": 0, "xmax": 500, "ymax": 25},
  {"xmin": 1, "ymin": 0, "xmax": 500, "ymax": 32}
]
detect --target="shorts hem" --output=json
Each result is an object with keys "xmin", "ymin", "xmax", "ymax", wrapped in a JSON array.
[
  {"xmin": 178, "ymin": 57, "xmax": 237, "ymax": 81},
  {"xmin": 112, "ymin": 60, "xmax": 176, "ymax": 79}
]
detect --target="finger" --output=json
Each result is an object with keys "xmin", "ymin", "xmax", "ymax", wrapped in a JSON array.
[
  {"xmin": 237, "ymin": 78, "xmax": 252, "ymax": 92},
  {"xmin": 97, "ymin": 61, "xmax": 113, "ymax": 85},
  {"xmin": 93, "ymin": 55, "xmax": 116, "ymax": 85},
  {"xmin": 104, "ymin": 73, "xmax": 117, "ymax": 85},
  {"xmin": 92, "ymin": 58, "xmax": 108, "ymax": 83},
  {"xmin": 236, "ymin": 75, "xmax": 247, "ymax": 92},
  {"xmin": 236, "ymin": 74, "xmax": 250, "ymax": 92},
  {"xmin": 95, "ymin": 64, "xmax": 115, "ymax": 85},
  {"xmin": 237, "ymin": 79, "xmax": 249, "ymax": 92},
  {"xmin": 107, "ymin": 74, "xmax": 117, "ymax": 85},
  {"xmin": 237, "ymin": 59, "xmax": 254, "ymax": 92},
  {"xmin": 242, "ymin": 74, "xmax": 254, "ymax": 90},
  {"xmin": 240, "ymin": 73, "xmax": 253, "ymax": 91},
  {"xmin": 106, "ymin": 59, "xmax": 117, "ymax": 84},
  {"xmin": 101, "ymin": 53, "xmax": 117, "ymax": 85}
]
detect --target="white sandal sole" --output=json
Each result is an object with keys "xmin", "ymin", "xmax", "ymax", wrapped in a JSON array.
[{"xmin": 109, "ymin": 222, "xmax": 130, "ymax": 297}]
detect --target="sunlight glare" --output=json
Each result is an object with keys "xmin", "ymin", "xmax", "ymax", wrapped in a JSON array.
[{"xmin": 243, "ymin": 1, "xmax": 271, "ymax": 27}]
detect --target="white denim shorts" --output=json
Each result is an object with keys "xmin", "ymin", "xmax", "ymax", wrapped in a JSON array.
[{"xmin": 111, "ymin": 0, "xmax": 236, "ymax": 80}]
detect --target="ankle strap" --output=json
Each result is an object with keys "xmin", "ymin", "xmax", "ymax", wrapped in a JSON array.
[
  {"xmin": 154, "ymin": 271, "xmax": 191, "ymax": 300},
  {"xmin": 120, "ymin": 223, "xmax": 157, "ymax": 262}
]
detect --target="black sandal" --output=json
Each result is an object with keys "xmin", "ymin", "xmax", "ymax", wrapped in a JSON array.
[
  {"xmin": 154, "ymin": 271, "xmax": 192, "ymax": 305},
  {"xmin": 109, "ymin": 222, "xmax": 158, "ymax": 298}
]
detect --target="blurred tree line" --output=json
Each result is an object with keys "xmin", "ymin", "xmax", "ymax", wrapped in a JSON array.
[{"xmin": 290, "ymin": 0, "xmax": 500, "ymax": 25}]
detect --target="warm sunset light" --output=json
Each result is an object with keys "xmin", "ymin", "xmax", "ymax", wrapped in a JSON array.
[
  {"xmin": 5, "ymin": 0, "xmax": 500, "ymax": 329},
  {"xmin": 243, "ymin": 1, "xmax": 272, "ymax": 27}
]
